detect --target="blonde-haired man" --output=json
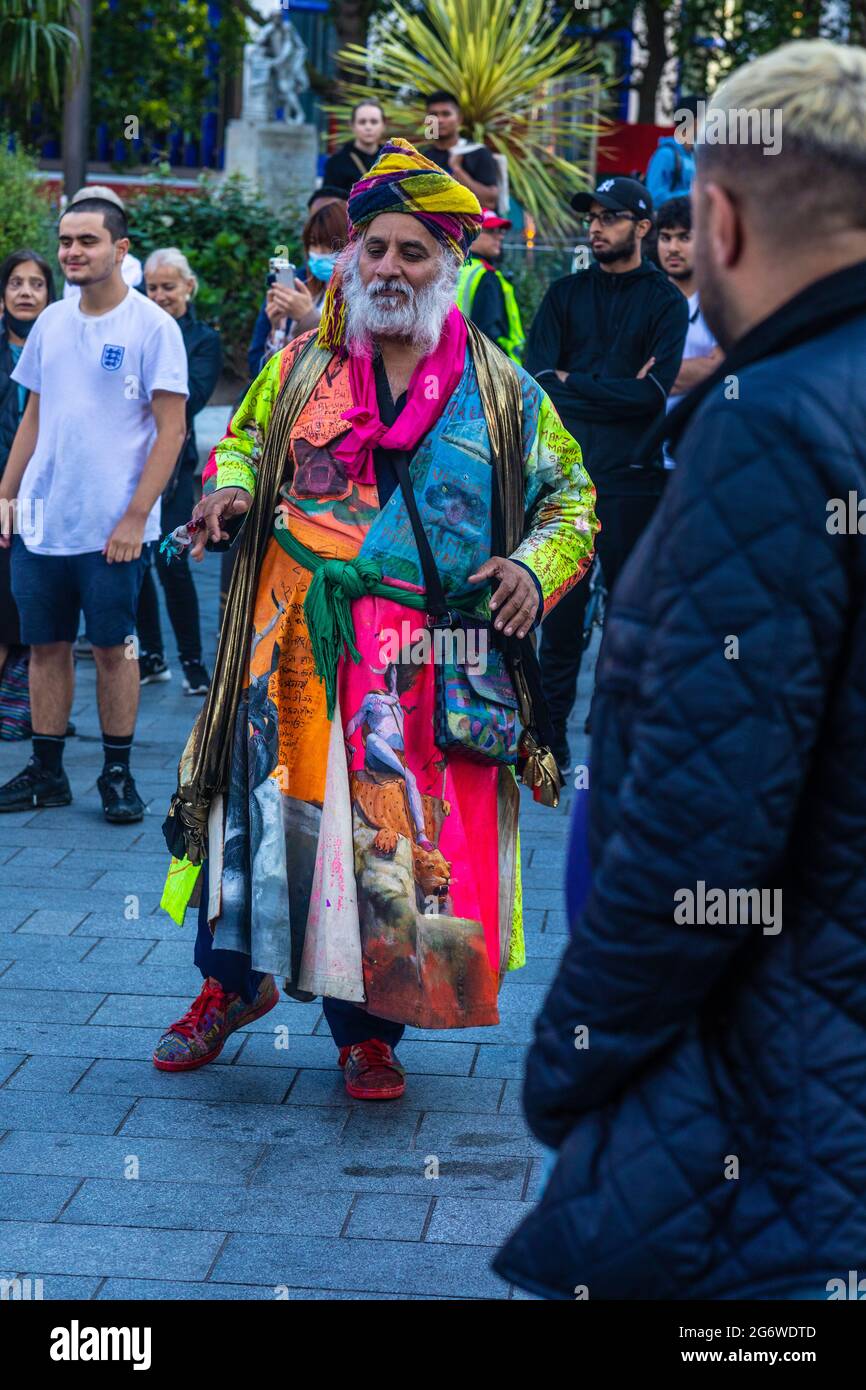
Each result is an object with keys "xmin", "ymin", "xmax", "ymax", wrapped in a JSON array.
[{"xmin": 498, "ymin": 40, "xmax": 866, "ymax": 1301}]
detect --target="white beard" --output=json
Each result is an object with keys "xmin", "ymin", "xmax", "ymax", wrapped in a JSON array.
[{"xmin": 340, "ymin": 241, "xmax": 460, "ymax": 357}]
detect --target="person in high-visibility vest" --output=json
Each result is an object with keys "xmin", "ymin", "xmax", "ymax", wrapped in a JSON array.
[{"xmin": 454, "ymin": 208, "xmax": 525, "ymax": 361}]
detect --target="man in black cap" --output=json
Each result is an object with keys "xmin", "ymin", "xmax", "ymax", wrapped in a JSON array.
[{"xmin": 525, "ymin": 176, "xmax": 688, "ymax": 772}]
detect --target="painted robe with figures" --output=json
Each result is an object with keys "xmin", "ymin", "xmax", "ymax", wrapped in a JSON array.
[{"xmin": 200, "ymin": 330, "xmax": 596, "ymax": 1030}]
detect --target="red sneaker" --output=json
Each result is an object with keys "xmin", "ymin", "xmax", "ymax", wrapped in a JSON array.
[
  {"xmin": 152, "ymin": 974, "xmax": 278, "ymax": 1072},
  {"xmin": 338, "ymin": 1038, "xmax": 406, "ymax": 1100}
]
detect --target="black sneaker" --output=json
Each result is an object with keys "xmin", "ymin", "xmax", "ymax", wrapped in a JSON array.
[
  {"xmin": 98, "ymin": 764, "xmax": 145, "ymax": 823},
  {"xmin": 181, "ymin": 660, "xmax": 210, "ymax": 696},
  {"xmin": 0, "ymin": 758, "xmax": 72, "ymax": 812},
  {"xmin": 139, "ymin": 652, "xmax": 171, "ymax": 686}
]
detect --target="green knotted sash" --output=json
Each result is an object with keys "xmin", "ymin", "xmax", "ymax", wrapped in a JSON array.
[{"xmin": 275, "ymin": 523, "xmax": 481, "ymax": 720}]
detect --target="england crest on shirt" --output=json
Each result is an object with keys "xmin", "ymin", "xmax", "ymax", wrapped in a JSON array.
[{"xmin": 101, "ymin": 343, "xmax": 125, "ymax": 371}]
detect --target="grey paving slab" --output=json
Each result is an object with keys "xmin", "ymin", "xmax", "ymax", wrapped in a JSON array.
[
  {"xmin": 0, "ymin": 868, "xmax": 103, "ymax": 890},
  {"xmin": 72, "ymin": 912, "xmax": 184, "ymax": 940},
  {"xmin": 0, "ymin": 1220, "xmax": 224, "ymax": 1281},
  {"xmin": 252, "ymin": 1146, "xmax": 530, "ymax": 1199},
  {"xmin": 472, "ymin": 1044, "xmax": 528, "ymax": 1080},
  {"xmin": 140, "ymin": 938, "xmax": 201, "ymax": 966},
  {"xmin": 8, "ymin": 910, "xmax": 90, "ymax": 936},
  {"xmin": 0, "ymin": 961, "xmax": 206, "ymax": 996},
  {"xmin": 0, "ymin": 827, "xmax": 143, "ymax": 852},
  {"xmin": 118, "ymin": 1096, "xmax": 347, "ymax": 1146},
  {"xmin": 3, "ymin": 847, "xmax": 72, "ymax": 870},
  {"xmin": 31, "ymin": 1275, "xmax": 105, "ymax": 1300},
  {"xmin": 0, "ymin": 1091, "xmax": 135, "ymax": 1136},
  {"xmin": 0, "ymin": 988, "xmax": 105, "ymax": 1025},
  {"xmin": 0, "ymin": 936, "xmax": 96, "ymax": 963},
  {"xmin": 61, "ymin": 1177, "xmax": 352, "ymax": 1238},
  {"xmin": 346, "ymin": 1192, "xmax": 431, "ymax": 1241},
  {"xmin": 338, "ymin": 1104, "xmax": 421, "ymax": 1150},
  {"xmin": 4, "ymin": 1055, "xmax": 94, "ymax": 1093},
  {"xmin": 234, "ymin": 1032, "xmax": 339, "ymax": 1070},
  {"xmin": 425, "ymin": 1196, "xmax": 529, "ymax": 1247},
  {"xmin": 0, "ymin": 1130, "xmax": 266, "ymax": 1186},
  {"xmin": 0, "ymin": 908, "xmax": 34, "ymax": 932},
  {"xmin": 414, "ymin": 1111, "xmax": 546, "ymax": 1158},
  {"xmin": 0, "ymin": 1173, "xmax": 81, "ymax": 1222},
  {"xmin": 211, "ymin": 1231, "xmax": 506, "ymax": 1299},
  {"xmin": 76, "ymin": 1059, "xmax": 291, "ymax": 1105},
  {"xmin": 95, "ymin": 1278, "xmax": 417, "ymax": 1300},
  {"xmin": 0, "ymin": 1054, "xmax": 26, "ymax": 1086},
  {"xmin": 76, "ymin": 938, "xmax": 154, "ymax": 965},
  {"xmin": 499, "ymin": 1080, "xmax": 523, "ymax": 1115}
]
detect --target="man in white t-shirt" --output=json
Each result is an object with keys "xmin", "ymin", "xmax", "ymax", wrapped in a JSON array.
[
  {"xmin": 656, "ymin": 196, "xmax": 723, "ymax": 468},
  {"xmin": 0, "ymin": 197, "xmax": 188, "ymax": 822}
]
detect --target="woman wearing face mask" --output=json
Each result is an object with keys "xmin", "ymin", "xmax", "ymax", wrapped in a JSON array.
[
  {"xmin": 261, "ymin": 201, "xmax": 349, "ymax": 366},
  {"xmin": 0, "ymin": 250, "xmax": 55, "ymax": 737},
  {"xmin": 136, "ymin": 247, "xmax": 222, "ymax": 695}
]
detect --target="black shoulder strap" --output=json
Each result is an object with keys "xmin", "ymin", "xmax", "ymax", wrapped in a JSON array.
[{"xmin": 389, "ymin": 450, "xmax": 450, "ymax": 619}]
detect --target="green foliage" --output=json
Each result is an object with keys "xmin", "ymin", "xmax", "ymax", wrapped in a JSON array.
[
  {"xmin": 126, "ymin": 175, "xmax": 305, "ymax": 378},
  {"xmin": 0, "ymin": 140, "xmax": 58, "ymax": 263},
  {"xmin": 329, "ymin": 0, "xmax": 605, "ymax": 236},
  {"xmin": 0, "ymin": 0, "xmax": 78, "ymax": 114},
  {"xmin": 89, "ymin": 0, "xmax": 247, "ymax": 163}
]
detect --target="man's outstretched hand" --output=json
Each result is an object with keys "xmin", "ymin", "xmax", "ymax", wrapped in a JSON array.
[
  {"xmin": 469, "ymin": 556, "xmax": 538, "ymax": 640},
  {"xmin": 189, "ymin": 487, "xmax": 252, "ymax": 560}
]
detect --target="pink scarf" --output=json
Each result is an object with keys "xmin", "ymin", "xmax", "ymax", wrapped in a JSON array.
[{"xmin": 333, "ymin": 305, "xmax": 468, "ymax": 485}]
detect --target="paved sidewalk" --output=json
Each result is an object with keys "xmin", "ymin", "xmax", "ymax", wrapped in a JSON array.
[{"xmin": 0, "ymin": 554, "xmax": 593, "ymax": 1301}]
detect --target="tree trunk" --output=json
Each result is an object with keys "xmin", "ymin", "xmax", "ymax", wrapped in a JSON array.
[
  {"xmin": 636, "ymin": 0, "xmax": 669, "ymax": 125},
  {"xmin": 330, "ymin": 0, "xmax": 376, "ymax": 80},
  {"xmin": 62, "ymin": 0, "xmax": 93, "ymax": 197}
]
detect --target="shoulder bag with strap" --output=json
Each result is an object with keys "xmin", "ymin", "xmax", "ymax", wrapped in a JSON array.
[{"xmin": 391, "ymin": 448, "xmax": 521, "ymax": 767}]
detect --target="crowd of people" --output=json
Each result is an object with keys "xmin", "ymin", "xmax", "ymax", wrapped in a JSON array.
[{"xmin": 0, "ymin": 36, "xmax": 865, "ymax": 1301}]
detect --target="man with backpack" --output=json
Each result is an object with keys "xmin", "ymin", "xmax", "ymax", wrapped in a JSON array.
[{"xmin": 645, "ymin": 95, "xmax": 701, "ymax": 206}]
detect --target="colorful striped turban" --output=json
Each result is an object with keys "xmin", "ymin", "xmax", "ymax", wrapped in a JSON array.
[{"xmin": 317, "ymin": 137, "xmax": 483, "ymax": 352}]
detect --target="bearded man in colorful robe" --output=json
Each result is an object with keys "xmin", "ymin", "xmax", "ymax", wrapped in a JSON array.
[{"xmin": 153, "ymin": 140, "xmax": 598, "ymax": 1100}]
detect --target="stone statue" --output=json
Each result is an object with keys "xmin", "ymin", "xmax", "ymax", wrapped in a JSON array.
[{"xmin": 242, "ymin": 12, "xmax": 309, "ymax": 125}]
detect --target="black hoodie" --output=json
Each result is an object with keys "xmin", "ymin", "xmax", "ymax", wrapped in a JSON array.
[{"xmin": 525, "ymin": 258, "xmax": 689, "ymax": 492}]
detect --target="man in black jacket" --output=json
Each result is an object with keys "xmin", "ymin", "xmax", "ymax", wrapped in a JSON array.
[
  {"xmin": 496, "ymin": 37, "xmax": 866, "ymax": 1302},
  {"xmin": 525, "ymin": 177, "xmax": 688, "ymax": 770}
]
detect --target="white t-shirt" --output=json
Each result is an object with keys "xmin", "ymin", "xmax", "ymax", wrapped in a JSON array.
[
  {"xmin": 63, "ymin": 252, "xmax": 143, "ymax": 300},
  {"xmin": 12, "ymin": 289, "xmax": 188, "ymax": 555},
  {"xmin": 664, "ymin": 291, "xmax": 717, "ymax": 469}
]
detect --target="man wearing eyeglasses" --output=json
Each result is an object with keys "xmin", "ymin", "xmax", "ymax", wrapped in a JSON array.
[{"xmin": 525, "ymin": 176, "xmax": 688, "ymax": 773}]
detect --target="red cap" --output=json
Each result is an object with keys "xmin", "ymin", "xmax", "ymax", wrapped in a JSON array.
[{"xmin": 480, "ymin": 208, "xmax": 512, "ymax": 230}]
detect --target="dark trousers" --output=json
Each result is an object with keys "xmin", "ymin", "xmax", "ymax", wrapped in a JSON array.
[
  {"xmin": 193, "ymin": 863, "xmax": 404, "ymax": 1050},
  {"xmin": 136, "ymin": 467, "xmax": 202, "ymax": 664},
  {"xmin": 541, "ymin": 487, "xmax": 664, "ymax": 742}
]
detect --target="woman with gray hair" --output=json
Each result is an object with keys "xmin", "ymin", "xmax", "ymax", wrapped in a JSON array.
[{"xmin": 137, "ymin": 248, "xmax": 222, "ymax": 696}]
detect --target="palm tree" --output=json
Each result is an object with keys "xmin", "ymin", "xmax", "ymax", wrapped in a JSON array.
[
  {"xmin": 327, "ymin": 0, "xmax": 605, "ymax": 236},
  {"xmin": 0, "ymin": 0, "xmax": 79, "ymax": 112}
]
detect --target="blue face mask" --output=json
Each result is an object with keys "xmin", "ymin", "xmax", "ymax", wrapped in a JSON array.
[{"xmin": 308, "ymin": 253, "xmax": 337, "ymax": 282}]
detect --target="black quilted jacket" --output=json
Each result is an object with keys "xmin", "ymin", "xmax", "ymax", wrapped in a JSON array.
[{"xmin": 494, "ymin": 262, "xmax": 866, "ymax": 1300}]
